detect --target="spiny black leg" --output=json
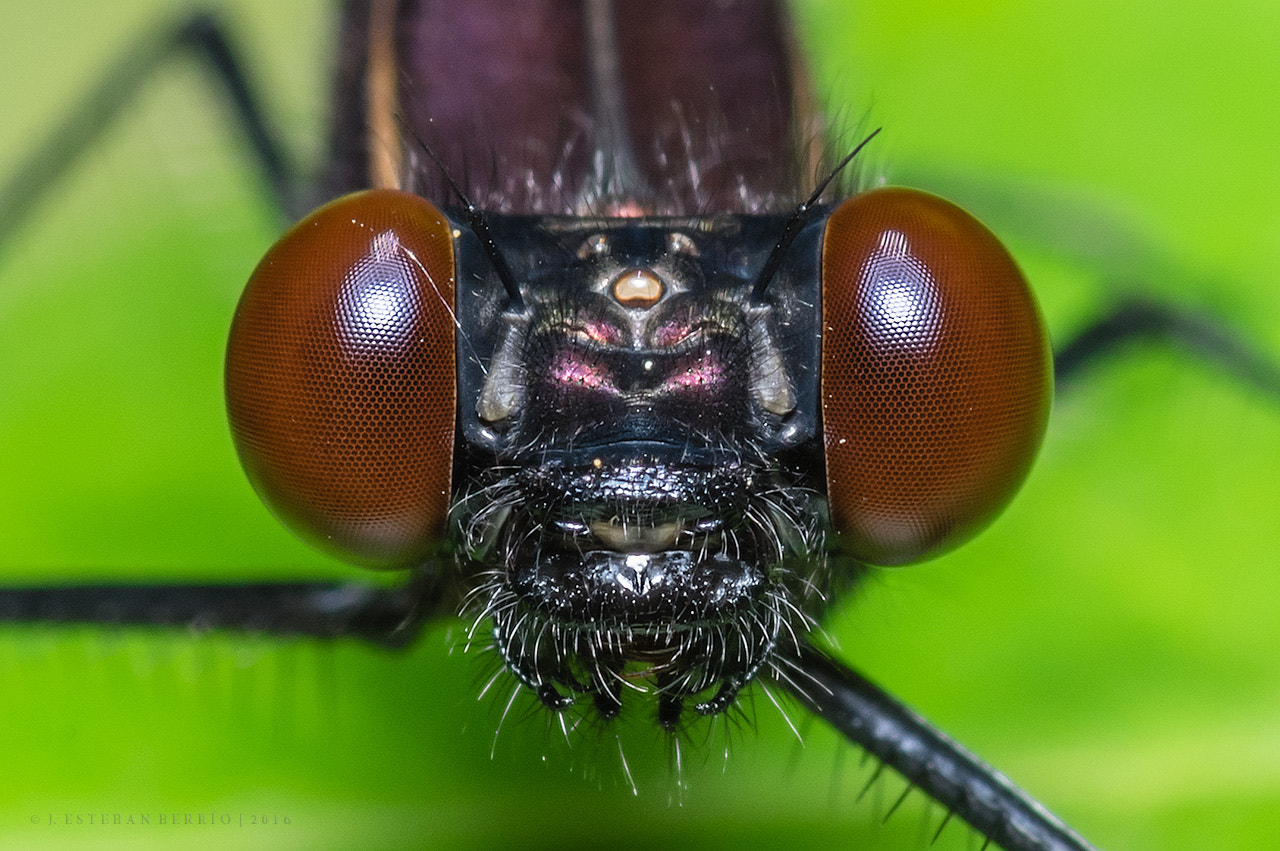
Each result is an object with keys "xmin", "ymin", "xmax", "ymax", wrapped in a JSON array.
[
  {"xmin": 0, "ymin": 11, "xmax": 299, "ymax": 254},
  {"xmin": 693, "ymin": 675, "xmax": 743, "ymax": 716},
  {"xmin": 593, "ymin": 688, "xmax": 622, "ymax": 720},
  {"xmin": 0, "ymin": 569, "xmax": 443, "ymax": 648},
  {"xmin": 1054, "ymin": 299, "xmax": 1280, "ymax": 399},
  {"xmin": 536, "ymin": 683, "xmax": 575, "ymax": 712},
  {"xmin": 775, "ymin": 642, "xmax": 1099, "ymax": 851},
  {"xmin": 490, "ymin": 622, "xmax": 579, "ymax": 711},
  {"xmin": 656, "ymin": 691, "xmax": 684, "ymax": 731},
  {"xmin": 589, "ymin": 656, "xmax": 625, "ymax": 720}
]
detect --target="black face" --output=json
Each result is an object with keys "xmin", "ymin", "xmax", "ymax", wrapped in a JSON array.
[{"xmin": 450, "ymin": 213, "xmax": 834, "ymax": 726}]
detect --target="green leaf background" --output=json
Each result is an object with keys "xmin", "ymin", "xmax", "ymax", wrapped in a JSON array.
[{"xmin": 1, "ymin": 2, "xmax": 1277, "ymax": 848}]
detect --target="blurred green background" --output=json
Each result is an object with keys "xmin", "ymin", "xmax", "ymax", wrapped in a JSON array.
[{"xmin": 1, "ymin": 1, "xmax": 1278, "ymax": 849}]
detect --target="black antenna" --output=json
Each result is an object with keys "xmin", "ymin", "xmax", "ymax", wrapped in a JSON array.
[
  {"xmin": 399, "ymin": 118, "xmax": 526, "ymax": 313},
  {"xmin": 748, "ymin": 127, "xmax": 882, "ymax": 305}
]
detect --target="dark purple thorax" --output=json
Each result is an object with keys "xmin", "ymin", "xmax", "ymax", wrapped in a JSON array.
[{"xmin": 326, "ymin": 0, "xmax": 814, "ymax": 214}]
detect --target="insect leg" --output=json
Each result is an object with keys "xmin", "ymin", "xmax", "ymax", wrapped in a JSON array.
[
  {"xmin": 0, "ymin": 10, "xmax": 298, "ymax": 253},
  {"xmin": 775, "ymin": 642, "xmax": 1099, "ymax": 851},
  {"xmin": 0, "ymin": 570, "xmax": 445, "ymax": 649},
  {"xmin": 1054, "ymin": 298, "xmax": 1280, "ymax": 397}
]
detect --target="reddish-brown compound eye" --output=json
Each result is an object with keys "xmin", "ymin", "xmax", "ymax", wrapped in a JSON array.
[
  {"xmin": 225, "ymin": 189, "xmax": 457, "ymax": 568},
  {"xmin": 821, "ymin": 187, "xmax": 1052, "ymax": 566}
]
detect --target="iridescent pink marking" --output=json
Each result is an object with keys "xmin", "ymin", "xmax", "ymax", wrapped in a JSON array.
[
  {"xmin": 653, "ymin": 320, "xmax": 694, "ymax": 347},
  {"xmin": 550, "ymin": 352, "xmax": 614, "ymax": 390},
  {"xmin": 578, "ymin": 319, "xmax": 623, "ymax": 345},
  {"xmin": 664, "ymin": 358, "xmax": 724, "ymax": 390}
]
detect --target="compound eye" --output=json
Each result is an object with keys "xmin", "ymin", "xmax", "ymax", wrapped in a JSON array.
[
  {"xmin": 821, "ymin": 188, "xmax": 1051, "ymax": 565},
  {"xmin": 226, "ymin": 190, "xmax": 457, "ymax": 568}
]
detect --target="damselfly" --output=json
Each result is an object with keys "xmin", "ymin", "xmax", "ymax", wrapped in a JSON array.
[{"xmin": 1, "ymin": 2, "xmax": 1278, "ymax": 850}]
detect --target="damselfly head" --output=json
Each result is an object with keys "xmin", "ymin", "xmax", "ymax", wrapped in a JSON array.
[{"xmin": 226, "ymin": 171, "xmax": 1050, "ymax": 725}]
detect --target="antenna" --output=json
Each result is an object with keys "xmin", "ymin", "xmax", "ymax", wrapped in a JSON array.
[
  {"xmin": 748, "ymin": 127, "xmax": 882, "ymax": 305},
  {"xmin": 399, "ymin": 119, "xmax": 526, "ymax": 313}
]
